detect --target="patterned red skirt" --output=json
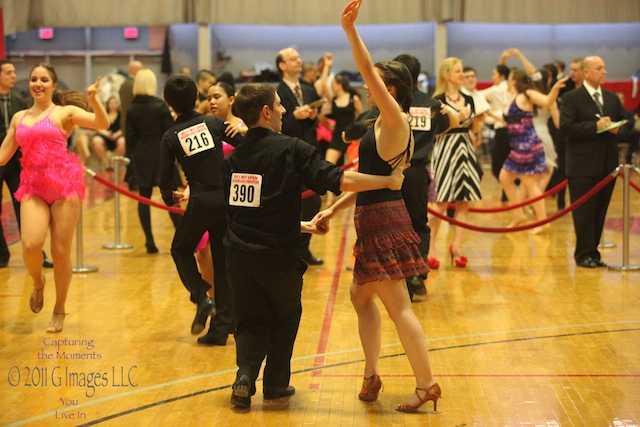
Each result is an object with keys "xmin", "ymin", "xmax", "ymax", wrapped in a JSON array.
[{"xmin": 353, "ymin": 199, "xmax": 428, "ymax": 285}]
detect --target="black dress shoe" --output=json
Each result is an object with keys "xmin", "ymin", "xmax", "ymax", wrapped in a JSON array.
[
  {"xmin": 197, "ymin": 332, "xmax": 228, "ymax": 346},
  {"xmin": 593, "ymin": 259, "xmax": 607, "ymax": 268},
  {"xmin": 191, "ymin": 297, "xmax": 216, "ymax": 335},
  {"xmin": 231, "ymin": 375, "xmax": 252, "ymax": 408},
  {"xmin": 263, "ymin": 385, "xmax": 295, "ymax": 400},
  {"xmin": 302, "ymin": 254, "xmax": 324, "ymax": 265},
  {"xmin": 576, "ymin": 257, "xmax": 597, "ymax": 268},
  {"xmin": 409, "ymin": 276, "xmax": 427, "ymax": 296},
  {"xmin": 42, "ymin": 252, "xmax": 54, "ymax": 268},
  {"xmin": 0, "ymin": 259, "xmax": 8, "ymax": 268}
]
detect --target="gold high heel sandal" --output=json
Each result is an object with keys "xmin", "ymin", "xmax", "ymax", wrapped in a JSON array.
[
  {"xmin": 29, "ymin": 276, "xmax": 46, "ymax": 313},
  {"xmin": 46, "ymin": 312, "xmax": 67, "ymax": 333},
  {"xmin": 358, "ymin": 374, "xmax": 383, "ymax": 401},
  {"xmin": 395, "ymin": 382, "xmax": 442, "ymax": 413}
]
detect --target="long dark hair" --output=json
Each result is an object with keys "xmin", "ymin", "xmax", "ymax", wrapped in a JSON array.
[
  {"xmin": 375, "ymin": 61, "xmax": 412, "ymax": 112},
  {"xmin": 333, "ymin": 74, "xmax": 359, "ymax": 98},
  {"xmin": 32, "ymin": 63, "xmax": 89, "ymax": 110}
]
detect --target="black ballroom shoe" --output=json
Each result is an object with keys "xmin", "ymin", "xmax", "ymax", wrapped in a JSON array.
[
  {"xmin": 593, "ymin": 259, "xmax": 608, "ymax": 268},
  {"xmin": 230, "ymin": 375, "xmax": 252, "ymax": 408},
  {"xmin": 409, "ymin": 276, "xmax": 427, "ymax": 296},
  {"xmin": 0, "ymin": 259, "xmax": 8, "ymax": 268},
  {"xmin": 191, "ymin": 297, "xmax": 216, "ymax": 335},
  {"xmin": 42, "ymin": 252, "xmax": 54, "ymax": 268},
  {"xmin": 302, "ymin": 254, "xmax": 324, "ymax": 265},
  {"xmin": 263, "ymin": 385, "xmax": 296, "ymax": 400},
  {"xmin": 576, "ymin": 257, "xmax": 597, "ymax": 268},
  {"xmin": 197, "ymin": 332, "xmax": 228, "ymax": 346}
]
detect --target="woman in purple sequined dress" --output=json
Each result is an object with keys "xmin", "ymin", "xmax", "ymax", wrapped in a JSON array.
[
  {"xmin": 0, "ymin": 64, "xmax": 108, "ymax": 332},
  {"xmin": 499, "ymin": 69, "xmax": 567, "ymax": 234}
]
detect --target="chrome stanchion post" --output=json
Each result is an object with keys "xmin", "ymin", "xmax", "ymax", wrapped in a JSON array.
[
  {"xmin": 598, "ymin": 239, "xmax": 616, "ymax": 249},
  {"xmin": 103, "ymin": 156, "xmax": 133, "ymax": 249},
  {"xmin": 608, "ymin": 164, "xmax": 640, "ymax": 271},
  {"xmin": 73, "ymin": 206, "xmax": 98, "ymax": 273}
]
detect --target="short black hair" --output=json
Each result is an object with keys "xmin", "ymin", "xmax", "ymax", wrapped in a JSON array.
[
  {"xmin": 463, "ymin": 66, "xmax": 476, "ymax": 74},
  {"xmin": 392, "ymin": 54, "xmax": 421, "ymax": 88},
  {"xmin": 495, "ymin": 64, "xmax": 510, "ymax": 80},
  {"xmin": 164, "ymin": 74, "xmax": 198, "ymax": 115}
]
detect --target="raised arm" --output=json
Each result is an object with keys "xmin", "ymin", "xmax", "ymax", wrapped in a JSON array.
[
  {"xmin": 500, "ymin": 48, "xmax": 536, "ymax": 76},
  {"xmin": 526, "ymin": 75, "xmax": 569, "ymax": 109},
  {"xmin": 341, "ymin": 0, "xmax": 409, "ymax": 158},
  {"xmin": 65, "ymin": 76, "xmax": 110, "ymax": 132}
]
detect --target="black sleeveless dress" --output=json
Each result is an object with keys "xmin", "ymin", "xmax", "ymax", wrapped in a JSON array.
[{"xmin": 352, "ymin": 125, "xmax": 429, "ymax": 285}]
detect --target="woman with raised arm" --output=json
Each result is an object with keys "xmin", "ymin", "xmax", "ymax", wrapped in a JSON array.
[
  {"xmin": 314, "ymin": 0, "xmax": 440, "ymax": 413},
  {"xmin": 0, "ymin": 64, "xmax": 109, "ymax": 332},
  {"xmin": 499, "ymin": 69, "xmax": 567, "ymax": 234}
]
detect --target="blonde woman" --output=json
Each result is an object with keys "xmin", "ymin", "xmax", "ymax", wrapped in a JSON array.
[
  {"xmin": 125, "ymin": 69, "xmax": 181, "ymax": 253},
  {"xmin": 428, "ymin": 57, "xmax": 483, "ymax": 268}
]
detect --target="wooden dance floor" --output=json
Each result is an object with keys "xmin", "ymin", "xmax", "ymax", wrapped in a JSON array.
[{"xmin": 1, "ymin": 164, "xmax": 639, "ymax": 427}]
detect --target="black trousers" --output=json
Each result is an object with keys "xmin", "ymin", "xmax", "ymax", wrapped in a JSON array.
[
  {"xmin": 568, "ymin": 175, "xmax": 615, "ymax": 262},
  {"xmin": 401, "ymin": 160, "xmax": 430, "ymax": 261},
  {"xmin": 171, "ymin": 189, "xmax": 232, "ymax": 337},
  {"xmin": 0, "ymin": 156, "xmax": 22, "ymax": 262},
  {"xmin": 226, "ymin": 249, "xmax": 307, "ymax": 392}
]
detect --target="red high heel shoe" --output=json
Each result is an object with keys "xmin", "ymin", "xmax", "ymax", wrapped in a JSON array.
[
  {"xmin": 396, "ymin": 383, "xmax": 442, "ymax": 413},
  {"xmin": 448, "ymin": 245, "xmax": 467, "ymax": 268},
  {"xmin": 358, "ymin": 374, "xmax": 383, "ymax": 401},
  {"xmin": 427, "ymin": 257, "xmax": 440, "ymax": 269}
]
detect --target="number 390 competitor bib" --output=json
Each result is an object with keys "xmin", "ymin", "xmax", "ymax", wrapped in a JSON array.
[{"xmin": 229, "ymin": 173, "xmax": 262, "ymax": 207}]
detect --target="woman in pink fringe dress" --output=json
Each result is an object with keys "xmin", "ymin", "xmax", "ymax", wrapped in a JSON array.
[{"xmin": 0, "ymin": 63, "xmax": 108, "ymax": 333}]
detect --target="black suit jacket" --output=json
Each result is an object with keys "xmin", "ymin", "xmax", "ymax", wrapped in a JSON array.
[
  {"xmin": 0, "ymin": 91, "xmax": 28, "ymax": 142},
  {"xmin": 560, "ymin": 86, "xmax": 624, "ymax": 178},
  {"xmin": 277, "ymin": 80, "xmax": 320, "ymax": 146}
]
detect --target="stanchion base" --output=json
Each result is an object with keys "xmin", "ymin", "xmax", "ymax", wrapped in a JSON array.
[
  {"xmin": 73, "ymin": 266, "xmax": 99, "ymax": 273},
  {"xmin": 599, "ymin": 242, "xmax": 617, "ymax": 249},
  {"xmin": 607, "ymin": 264, "xmax": 640, "ymax": 271},
  {"xmin": 103, "ymin": 243, "xmax": 133, "ymax": 249}
]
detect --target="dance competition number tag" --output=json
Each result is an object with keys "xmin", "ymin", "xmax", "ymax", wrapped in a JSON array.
[
  {"xmin": 229, "ymin": 173, "xmax": 262, "ymax": 208},
  {"xmin": 178, "ymin": 122, "xmax": 215, "ymax": 156},
  {"xmin": 408, "ymin": 107, "xmax": 431, "ymax": 131}
]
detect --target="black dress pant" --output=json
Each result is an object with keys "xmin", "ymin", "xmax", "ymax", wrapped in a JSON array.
[
  {"xmin": 226, "ymin": 249, "xmax": 307, "ymax": 392},
  {"xmin": 568, "ymin": 175, "xmax": 615, "ymax": 262},
  {"xmin": 401, "ymin": 160, "xmax": 430, "ymax": 262},
  {"xmin": 0, "ymin": 156, "xmax": 22, "ymax": 263},
  {"xmin": 171, "ymin": 189, "xmax": 232, "ymax": 337}
]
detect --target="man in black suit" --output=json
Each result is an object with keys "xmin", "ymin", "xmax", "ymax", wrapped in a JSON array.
[
  {"xmin": 560, "ymin": 56, "xmax": 624, "ymax": 268},
  {"xmin": 276, "ymin": 47, "xmax": 324, "ymax": 265},
  {"xmin": 0, "ymin": 61, "xmax": 53, "ymax": 269}
]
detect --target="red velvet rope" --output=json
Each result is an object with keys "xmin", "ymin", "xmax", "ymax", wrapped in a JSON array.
[
  {"xmin": 446, "ymin": 179, "xmax": 568, "ymax": 213},
  {"xmin": 89, "ymin": 157, "xmax": 359, "ymax": 212},
  {"xmin": 428, "ymin": 173, "xmax": 617, "ymax": 233},
  {"xmin": 618, "ymin": 169, "xmax": 640, "ymax": 193},
  {"xmin": 91, "ymin": 173, "xmax": 186, "ymax": 214}
]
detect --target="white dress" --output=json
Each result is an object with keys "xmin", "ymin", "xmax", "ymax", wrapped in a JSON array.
[{"xmin": 532, "ymin": 108, "xmax": 557, "ymax": 169}]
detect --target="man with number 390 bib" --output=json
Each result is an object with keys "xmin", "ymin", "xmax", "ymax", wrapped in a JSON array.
[
  {"xmin": 222, "ymin": 83, "xmax": 409, "ymax": 409},
  {"xmin": 159, "ymin": 75, "xmax": 236, "ymax": 345}
]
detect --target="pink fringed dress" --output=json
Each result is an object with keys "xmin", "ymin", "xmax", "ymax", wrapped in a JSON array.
[{"xmin": 15, "ymin": 106, "xmax": 85, "ymax": 205}]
